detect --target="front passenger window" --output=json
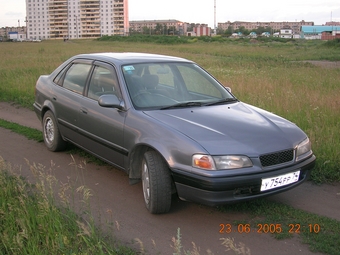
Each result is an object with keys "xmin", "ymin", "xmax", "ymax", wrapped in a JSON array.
[
  {"xmin": 63, "ymin": 63, "xmax": 92, "ymax": 94},
  {"xmin": 88, "ymin": 66, "xmax": 120, "ymax": 100}
]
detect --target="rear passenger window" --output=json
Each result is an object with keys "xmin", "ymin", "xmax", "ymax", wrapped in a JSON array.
[
  {"xmin": 53, "ymin": 69, "xmax": 64, "ymax": 86},
  {"xmin": 63, "ymin": 63, "xmax": 92, "ymax": 94}
]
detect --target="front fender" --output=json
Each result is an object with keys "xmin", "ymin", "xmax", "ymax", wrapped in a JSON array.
[
  {"xmin": 124, "ymin": 110, "xmax": 208, "ymax": 180},
  {"xmin": 127, "ymin": 134, "xmax": 207, "ymax": 181}
]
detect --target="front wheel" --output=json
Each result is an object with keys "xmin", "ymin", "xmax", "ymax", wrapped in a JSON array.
[
  {"xmin": 42, "ymin": 110, "xmax": 66, "ymax": 151},
  {"xmin": 142, "ymin": 151, "xmax": 172, "ymax": 214}
]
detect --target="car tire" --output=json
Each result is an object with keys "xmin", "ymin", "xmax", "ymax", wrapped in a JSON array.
[
  {"xmin": 42, "ymin": 110, "xmax": 66, "ymax": 152},
  {"xmin": 142, "ymin": 150, "xmax": 172, "ymax": 214}
]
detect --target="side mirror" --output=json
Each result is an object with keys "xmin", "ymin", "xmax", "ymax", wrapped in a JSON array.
[
  {"xmin": 225, "ymin": 87, "xmax": 231, "ymax": 93},
  {"xmin": 98, "ymin": 94, "xmax": 124, "ymax": 110}
]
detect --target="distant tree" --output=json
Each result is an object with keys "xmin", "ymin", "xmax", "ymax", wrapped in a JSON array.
[
  {"xmin": 163, "ymin": 24, "xmax": 168, "ymax": 35},
  {"xmin": 224, "ymin": 25, "xmax": 234, "ymax": 36},
  {"xmin": 265, "ymin": 26, "xmax": 273, "ymax": 34},
  {"xmin": 235, "ymin": 26, "xmax": 249, "ymax": 36},
  {"xmin": 142, "ymin": 26, "xmax": 150, "ymax": 35},
  {"xmin": 155, "ymin": 23, "xmax": 163, "ymax": 35},
  {"xmin": 187, "ymin": 23, "xmax": 195, "ymax": 32},
  {"xmin": 168, "ymin": 26, "xmax": 176, "ymax": 35},
  {"xmin": 216, "ymin": 27, "xmax": 224, "ymax": 35},
  {"xmin": 256, "ymin": 26, "xmax": 266, "ymax": 34},
  {"xmin": 129, "ymin": 28, "xmax": 140, "ymax": 35},
  {"xmin": 256, "ymin": 26, "xmax": 272, "ymax": 35},
  {"xmin": 250, "ymin": 29, "xmax": 258, "ymax": 35}
]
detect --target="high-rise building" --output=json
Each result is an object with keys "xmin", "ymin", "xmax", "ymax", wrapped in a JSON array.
[{"xmin": 26, "ymin": 0, "xmax": 128, "ymax": 40}]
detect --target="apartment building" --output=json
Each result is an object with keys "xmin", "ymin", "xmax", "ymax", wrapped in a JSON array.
[
  {"xmin": 26, "ymin": 0, "xmax": 128, "ymax": 40},
  {"xmin": 129, "ymin": 19, "xmax": 188, "ymax": 35},
  {"xmin": 218, "ymin": 20, "xmax": 314, "ymax": 35},
  {"xmin": 0, "ymin": 26, "xmax": 27, "ymax": 41}
]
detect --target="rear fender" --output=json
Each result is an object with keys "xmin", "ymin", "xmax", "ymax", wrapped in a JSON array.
[{"xmin": 41, "ymin": 100, "xmax": 57, "ymax": 120}]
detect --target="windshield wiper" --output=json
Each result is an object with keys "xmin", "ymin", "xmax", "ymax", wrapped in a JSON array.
[
  {"xmin": 204, "ymin": 98, "xmax": 238, "ymax": 106},
  {"xmin": 160, "ymin": 101, "xmax": 203, "ymax": 110}
]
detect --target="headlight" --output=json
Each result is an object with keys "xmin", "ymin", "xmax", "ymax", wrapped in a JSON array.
[
  {"xmin": 213, "ymin": 155, "xmax": 253, "ymax": 169},
  {"xmin": 192, "ymin": 154, "xmax": 253, "ymax": 170},
  {"xmin": 296, "ymin": 138, "xmax": 312, "ymax": 161}
]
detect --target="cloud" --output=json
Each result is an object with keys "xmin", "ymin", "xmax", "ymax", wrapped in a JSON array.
[{"xmin": 5, "ymin": 12, "xmax": 24, "ymax": 16}]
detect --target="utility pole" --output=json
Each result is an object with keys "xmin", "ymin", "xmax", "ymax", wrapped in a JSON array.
[
  {"xmin": 24, "ymin": 17, "xmax": 28, "ymax": 40},
  {"xmin": 214, "ymin": 0, "xmax": 216, "ymax": 34},
  {"xmin": 17, "ymin": 19, "xmax": 20, "ymax": 41}
]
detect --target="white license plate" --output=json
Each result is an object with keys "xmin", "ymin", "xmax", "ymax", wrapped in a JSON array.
[{"xmin": 261, "ymin": 171, "xmax": 300, "ymax": 191}]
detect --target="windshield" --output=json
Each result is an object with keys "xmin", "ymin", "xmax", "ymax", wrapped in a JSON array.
[{"xmin": 122, "ymin": 62, "xmax": 236, "ymax": 110}]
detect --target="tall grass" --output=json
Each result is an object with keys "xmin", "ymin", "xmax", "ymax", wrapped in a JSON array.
[
  {"xmin": 0, "ymin": 38, "xmax": 339, "ymax": 182},
  {"xmin": 0, "ymin": 156, "xmax": 251, "ymax": 255},
  {"xmin": 0, "ymin": 156, "xmax": 136, "ymax": 255}
]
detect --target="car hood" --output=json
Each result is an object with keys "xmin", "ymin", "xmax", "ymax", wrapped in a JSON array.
[{"xmin": 144, "ymin": 102, "xmax": 306, "ymax": 156}]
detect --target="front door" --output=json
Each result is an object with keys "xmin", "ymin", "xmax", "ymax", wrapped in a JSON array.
[{"xmin": 77, "ymin": 62, "xmax": 126, "ymax": 169}]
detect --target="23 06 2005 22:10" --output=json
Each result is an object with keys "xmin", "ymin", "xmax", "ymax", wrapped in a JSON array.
[{"xmin": 219, "ymin": 223, "xmax": 321, "ymax": 234}]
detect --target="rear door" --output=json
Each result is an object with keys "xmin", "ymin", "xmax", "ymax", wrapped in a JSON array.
[{"xmin": 52, "ymin": 59, "xmax": 93, "ymax": 144}]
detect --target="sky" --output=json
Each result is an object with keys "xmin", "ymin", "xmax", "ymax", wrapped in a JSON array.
[{"xmin": 1, "ymin": 0, "xmax": 339, "ymax": 28}]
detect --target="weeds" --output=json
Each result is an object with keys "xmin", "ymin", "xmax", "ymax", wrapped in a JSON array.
[
  {"xmin": 220, "ymin": 237, "xmax": 251, "ymax": 255},
  {"xmin": 171, "ymin": 228, "xmax": 213, "ymax": 255},
  {"xmin": 0, "ymin": 156, "xmax": 135, "ymax": 255},
  {"xmin": 1, "ymin": 155, "xmax": 255, "ymax": 255}
]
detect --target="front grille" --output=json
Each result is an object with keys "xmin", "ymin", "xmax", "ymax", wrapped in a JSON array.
[{"xmin": 260, "ymin": 149, "xmax": 294, "ymax": 167}]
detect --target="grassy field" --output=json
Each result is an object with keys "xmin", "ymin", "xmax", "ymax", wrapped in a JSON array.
[
  {"xmin": 0, "ymin": 38, "xmax": 339, "ymax": 183},
  {"xmin": 0, "ymin": 37, "xmax": 340, "ymax": 254}
]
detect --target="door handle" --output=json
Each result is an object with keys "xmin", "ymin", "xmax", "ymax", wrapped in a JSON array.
[{"xmin": 80, "ymin": 107, "xmax": 88, "ymax": 114}]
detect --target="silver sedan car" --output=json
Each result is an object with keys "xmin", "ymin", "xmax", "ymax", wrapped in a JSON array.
[{"xmin": 34, "ymin": 53, "xmax": 316, "ymax": 214}]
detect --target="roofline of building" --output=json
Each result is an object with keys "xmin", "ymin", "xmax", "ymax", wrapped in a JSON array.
[{"xmin": 130, "ymin": 19, "xmax": 182, "ymax": 23}]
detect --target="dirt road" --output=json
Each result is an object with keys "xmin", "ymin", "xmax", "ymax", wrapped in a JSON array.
[{"xmin": 0, "ymin": 102, "xmax": 339, "ymax": 255}]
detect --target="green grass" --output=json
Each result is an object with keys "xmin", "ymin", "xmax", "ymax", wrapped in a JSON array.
[
  {"xmin": 0, "ymin": 157, "xmax": 135, "ymax": 255},
  {"xmin": 219, "ymin": 199, "xmax": 340, "ymax": 255},
  {"xmin": 0, "ymin": 119, "xmax": 43, "ymax": 141},
  {"xmin": 0, "ymin": 38, "xmax": 339, "ymax": 182},
  {"xmin": 0, "ymin": 37, "xmax": 339, "ymax": 255}
]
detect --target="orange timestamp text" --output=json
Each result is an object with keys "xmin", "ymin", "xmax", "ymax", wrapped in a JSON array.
[{"xmin": 219, "ymin": 223, "xmax": 321, "ymax": 234}]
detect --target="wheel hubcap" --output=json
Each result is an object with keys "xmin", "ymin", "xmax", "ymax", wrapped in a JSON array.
[
  {"xmin": 142, "ymin": 161, "xmax": 150, "ymax": 205},
  {"xmin": 44, "ymin": 117, "xmax": 54, "ymax": 145}
]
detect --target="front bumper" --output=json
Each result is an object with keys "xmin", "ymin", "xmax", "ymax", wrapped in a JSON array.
[{"xmin": 171, "ymin": 155, "xmax": 316, "ymax": 206}]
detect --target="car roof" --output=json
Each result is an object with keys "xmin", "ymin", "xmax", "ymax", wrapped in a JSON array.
[{"xmin": 73, "ymin": 52, "xmax": 192, "ymax": 65}]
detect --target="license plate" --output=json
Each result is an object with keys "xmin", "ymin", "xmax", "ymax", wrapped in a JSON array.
[{"xmin": 261, "ymin": 171, "xmax": 300, "ymax": 191}]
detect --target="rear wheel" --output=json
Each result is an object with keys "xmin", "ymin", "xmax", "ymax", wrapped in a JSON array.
[
  {"xmin": 142, "ymin": 150, "xmax": 172, "ymax": 214},
  {"xmin": 42, "ymin": 110, "xmax": 66, "ymax": 151}
]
